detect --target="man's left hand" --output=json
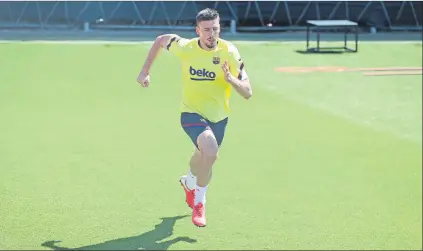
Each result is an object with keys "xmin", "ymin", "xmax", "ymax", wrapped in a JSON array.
[{"xmin": 221, "ymin": 60, "xmax": 234, "ymax": 84}]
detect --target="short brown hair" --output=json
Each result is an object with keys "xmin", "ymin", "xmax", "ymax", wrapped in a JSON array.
[{"xmin": 196, "ymin": 8, "xmax": 219, "ymax": 25}]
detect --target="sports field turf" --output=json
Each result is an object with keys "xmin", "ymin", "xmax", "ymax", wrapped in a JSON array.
[{"xmin": 0, "ymin": 40, "xmax": 422, "ymax": 250}]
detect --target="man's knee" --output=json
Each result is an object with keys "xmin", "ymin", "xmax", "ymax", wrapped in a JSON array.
[{"xmin": 197, "ymin": 130, "xmax": 219, "ymax": 159}]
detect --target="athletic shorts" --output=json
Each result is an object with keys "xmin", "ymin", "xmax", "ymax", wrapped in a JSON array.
[{"xmin": 180, "ymin": 112, "xmax": 228, "ymax": 149}]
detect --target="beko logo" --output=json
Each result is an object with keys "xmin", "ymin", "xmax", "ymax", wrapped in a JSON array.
[{"xmin": 189, "ymin": 66, "xmax": 216, "ymax": 81}]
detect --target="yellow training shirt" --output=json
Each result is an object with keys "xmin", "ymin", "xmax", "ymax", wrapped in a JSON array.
[{"xmin": 166, "ymin": 36, "xmax": 247, "ymax": 123}]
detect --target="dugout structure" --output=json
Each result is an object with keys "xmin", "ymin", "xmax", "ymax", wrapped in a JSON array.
[{"xmin": 0, "ymin": 1, "xmax": 421, "ymax": 32}]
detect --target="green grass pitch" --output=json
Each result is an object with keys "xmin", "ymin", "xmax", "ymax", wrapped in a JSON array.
[{"xmin": 0, "ymin": 41, "xmax": 421, "ymax": 250}]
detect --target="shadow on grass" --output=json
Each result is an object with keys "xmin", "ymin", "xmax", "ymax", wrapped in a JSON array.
[
  {"xmin": 295, "ymin": 48, "xmax": 358, "ymax": 54},
  {"xmin": 41, "ymin": 215, "xmax": 196, "ymax": 250},
  {"xmin": 295, "ymin": 49, "xmax": 345, "ymax": 54}
]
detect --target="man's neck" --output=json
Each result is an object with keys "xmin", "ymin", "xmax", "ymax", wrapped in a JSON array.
[{"xmin": 198, "ymin": 39, "xmax": 217, "ymax": 51}]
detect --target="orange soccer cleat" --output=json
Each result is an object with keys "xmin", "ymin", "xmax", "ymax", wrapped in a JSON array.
[
  {"xmin": 192, "ymin": 202, "xmax": 206, "ymax": 227},
  {"xmin": 179, "ymin": 176, "xmax": 195, "ymax": 209}
]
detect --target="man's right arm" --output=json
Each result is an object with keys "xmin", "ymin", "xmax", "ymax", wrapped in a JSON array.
[{"xmin": 139, "ymin": 34, "xmax": 180, "ymax": 75}]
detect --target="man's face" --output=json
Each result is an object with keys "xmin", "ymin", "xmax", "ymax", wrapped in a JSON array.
[{"xmin": 196, "ymin": 18, "xmax": 220, "ymax": 49}]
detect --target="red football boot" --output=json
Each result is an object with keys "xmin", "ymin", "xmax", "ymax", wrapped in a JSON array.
[{"xmin": 179, "ymin": 175, "xmax": 195, "ymax": 209}]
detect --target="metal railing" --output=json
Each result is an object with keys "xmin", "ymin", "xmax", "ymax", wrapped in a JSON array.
[{"xmin": 0, "ymin": 1, "xmax": 421, "ymax": 32}]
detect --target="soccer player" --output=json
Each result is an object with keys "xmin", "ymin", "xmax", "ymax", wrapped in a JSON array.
[{"xmin": 136, "ymin": 8, "xmax": 252, "ymax": 227}]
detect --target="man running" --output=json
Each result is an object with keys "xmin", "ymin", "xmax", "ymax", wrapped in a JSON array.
[{"xmin": 137, "ymin": 8, "xmax": 252, "ymax": 227}]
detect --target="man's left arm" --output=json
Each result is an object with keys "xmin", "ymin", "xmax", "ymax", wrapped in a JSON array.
[{"xmin": 223, "ymin": 46, "xmax": 252, "ymax": 100}]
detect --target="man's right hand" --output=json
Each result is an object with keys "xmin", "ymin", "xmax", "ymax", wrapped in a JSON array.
[
  {"xmin": 136, "ymin": 34, "xmax": 177, "ymax": 88},
  {"xmin": 137, "ymin": 71, "xmax": 150, "ymax": 88}
]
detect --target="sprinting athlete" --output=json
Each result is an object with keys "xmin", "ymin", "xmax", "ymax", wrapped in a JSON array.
[{"xmin": 137, "ymin": 8, "xmax": 252, "ymax": 227}]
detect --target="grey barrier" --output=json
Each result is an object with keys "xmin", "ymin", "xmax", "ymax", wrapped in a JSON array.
[{"xmin": 0, "ymin": 1, "xmax": 421, "ymax": 32}]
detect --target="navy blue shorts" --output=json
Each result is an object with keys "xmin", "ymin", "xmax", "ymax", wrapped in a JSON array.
[{"xmin": 180, "ymin": 112, "xmax": 228, "ymax": 149}]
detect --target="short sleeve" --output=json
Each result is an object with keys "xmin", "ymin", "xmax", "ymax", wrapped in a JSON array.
[
  {"xmin": 228, "ymin": 44, "xmax": 248, "ymax": 81},
  {"xmin": 165, "ymin": 35, "xmax": 190, "ymax": 58}
]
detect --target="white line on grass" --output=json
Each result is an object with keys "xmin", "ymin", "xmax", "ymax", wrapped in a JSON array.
[{"xmin": 0, "ymin": 40, "xmax": 421, "ymax": 45}]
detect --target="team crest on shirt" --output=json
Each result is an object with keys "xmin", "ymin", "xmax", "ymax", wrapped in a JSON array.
[{"xmin": 212, "ymin": 56, "xmax": 220, "ymax": 65}]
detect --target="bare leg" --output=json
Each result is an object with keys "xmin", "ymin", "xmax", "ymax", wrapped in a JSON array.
[
  {"xmin": 191, "ymin": 129, "xmax": 218, "ymax": 206},
  {"xmin": 184, "ymin": 149, "xmax": 202, "ymax": 190},
  {"xmin": 196, "ymin": 129, "xmax": 218, "ymax": 187},
  {"xmin": 189, "ymin": 149, "xmax": 202, "ymax": 177},
  {"xmin": 186, "ymin": 149, "xmax": 215, "ymax": 189}
]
